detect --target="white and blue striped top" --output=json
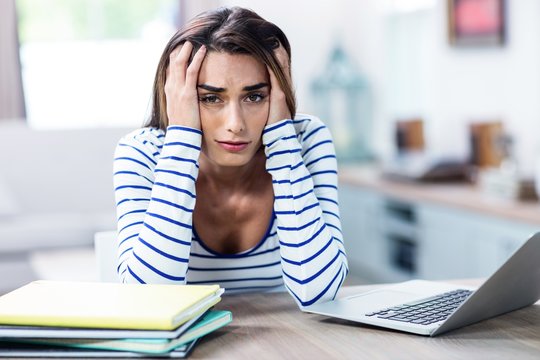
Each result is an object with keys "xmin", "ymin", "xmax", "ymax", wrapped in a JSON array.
[{"xmin": 113, "ymin": 114, "xmax": 349, "ymax": 307}]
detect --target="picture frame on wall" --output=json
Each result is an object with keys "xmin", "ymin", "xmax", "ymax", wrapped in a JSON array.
[{"xmin": 448, "ymin": 0, "xmax": 506, "ymax": 46}]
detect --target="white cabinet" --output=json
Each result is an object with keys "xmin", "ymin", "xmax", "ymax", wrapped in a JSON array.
[{"xmin": 339, "ymin": 183, "xmax": 540, "ymax": 282}]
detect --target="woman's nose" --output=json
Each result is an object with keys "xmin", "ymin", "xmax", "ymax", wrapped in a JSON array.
[{"xmin": 226, "ymin": 103, "xmax": 245, "ymax": 133}]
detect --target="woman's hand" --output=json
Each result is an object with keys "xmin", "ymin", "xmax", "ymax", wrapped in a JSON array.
[
  {"xmin": 266, "ymin": 45, "xmax": 292, "ymax": 125},
  {"xmin": 164, "ymin": 42, "xmax": 207, "ymax": 129}
]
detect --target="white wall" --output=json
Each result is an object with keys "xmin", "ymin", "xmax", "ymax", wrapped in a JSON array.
[
  {"xmin": 218, "ymin": 0, "xmax": 388, "ymax": 155},
  {"xmin": 384, "ymin": 0, "xmax": 540, "ymax": 174},
  {"xmin": 219, "ymin": 0, "xmax": 540, "ymax": 176}
]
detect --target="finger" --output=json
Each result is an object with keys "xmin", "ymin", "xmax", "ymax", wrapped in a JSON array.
[
  {"xmin": 274, "ymin": 45, "xmax": 291, "ymax": 83},
  {"xmin": 266, "ymin": 64, "xmax": 283, "ymax": 97},
  {"xmin": 168, "ymin": 41, "xmax": 193, "ymax": 85},
  {"xmin": 185, "ymin": 45, "xmax": 207, "ymax": 89}
]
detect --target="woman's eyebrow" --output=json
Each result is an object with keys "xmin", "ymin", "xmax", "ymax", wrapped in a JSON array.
[
  {"xmin": 243, "ymin": 83, "xmax": 268, "ymax": 91},
  {"xmin": 197, "ymin": 82, "xmax": 269, "ymax": 92},
  {"xmin": 198, "ymin": 84, "xmax": 225, "ymax": 92}
]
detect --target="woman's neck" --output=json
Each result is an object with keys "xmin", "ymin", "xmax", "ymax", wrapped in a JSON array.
[{"xmin": 198, "ymin": 148, "xmax": 267, "ymax": 193}]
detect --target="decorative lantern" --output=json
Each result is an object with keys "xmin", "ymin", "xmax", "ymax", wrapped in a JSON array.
[{"xmin": 311, "ymin": 44, "xmax": 373, "ymax": 162}]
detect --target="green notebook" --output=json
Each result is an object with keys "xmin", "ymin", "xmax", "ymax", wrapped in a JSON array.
[{"xmin": 14, "ymin": 310, "xmax": 232, "ymax": 354}]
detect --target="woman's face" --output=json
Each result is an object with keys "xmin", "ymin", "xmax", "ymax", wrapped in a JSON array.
[{"xmin": 197, "ymin": 51, "xmax": 270, "ymax": 167}]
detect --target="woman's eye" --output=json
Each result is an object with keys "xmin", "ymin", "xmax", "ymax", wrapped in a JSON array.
[
  {"xmin": 199, "ymin": 95, "xmax": 221, "ymax": 104},
  {"xmin": 246, "ymin": 93, "xmax": 266, "ymax": 103}
]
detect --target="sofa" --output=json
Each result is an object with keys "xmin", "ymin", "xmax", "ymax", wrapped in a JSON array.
[{"xmin": 0, "ymin": 121, "xmax": 133, "ymax": 253}]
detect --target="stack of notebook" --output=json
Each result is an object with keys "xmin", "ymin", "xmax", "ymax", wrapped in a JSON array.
[{"xmin": 0, "ymin": 280, "xmax": 231, "ymax": 358}]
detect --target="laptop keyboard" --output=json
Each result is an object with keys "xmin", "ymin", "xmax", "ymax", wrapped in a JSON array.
[{"xmin": 365, "ymin": 289, "xmax": 473, "ymax": 325}]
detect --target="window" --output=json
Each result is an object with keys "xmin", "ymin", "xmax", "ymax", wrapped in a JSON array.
[{"xmin": 17, "ymin": 0, "xmax": 180, "ymax": 129}]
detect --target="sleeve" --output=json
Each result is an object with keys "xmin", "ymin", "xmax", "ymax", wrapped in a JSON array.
[
  {"xmin": 113, "ymin": 126, "xmax": 202, "ymax": 284},
  {"xmin": 262, "ymin": 118, "xmax": 349, "ymax": 308}
]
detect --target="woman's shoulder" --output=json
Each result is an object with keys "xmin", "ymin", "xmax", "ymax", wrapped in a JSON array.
[
  {"xmin": 118, "ymin": 127, "xmax": 166, "ymax": 153},
  {"xmin": 292, "ymin": 113, "xmax": 333, "ymax": 145}
]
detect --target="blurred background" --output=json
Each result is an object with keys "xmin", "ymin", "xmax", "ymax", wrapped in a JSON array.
[{"xmin": 1, "ymin": 0, "xmax": 540, "ymax": 294}]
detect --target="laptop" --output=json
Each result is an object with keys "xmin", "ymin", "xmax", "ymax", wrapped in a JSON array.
[{"xmin": 303, "ymin": 232, "xmax": 540, "ymax": 336}]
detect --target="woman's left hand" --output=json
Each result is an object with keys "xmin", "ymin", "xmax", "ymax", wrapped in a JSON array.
[{"xmin": 266, "ymin": 45, "xmax": 292, "ymax": 125}]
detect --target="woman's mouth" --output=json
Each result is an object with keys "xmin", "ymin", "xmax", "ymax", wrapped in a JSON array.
[{"xmin": 216, "ymin": 140, "xmax": 250, "ymax": 152}]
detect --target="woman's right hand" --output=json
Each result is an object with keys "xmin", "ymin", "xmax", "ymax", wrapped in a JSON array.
[{"xmin": 164, "ymin": 42, "xmax": 207, "ymax": 129}]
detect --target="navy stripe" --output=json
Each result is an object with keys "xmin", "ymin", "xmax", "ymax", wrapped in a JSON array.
[
  {"xmin": 164, "ymin": 141, "xmax": 201, "ymax": 151},
  {"xmin": 127, "ymin": 265, "xmax": 146, "ymax": 284},
  {"xmin": 150, "ymin": 197, "xmax": 193, "ymax": 213},
  {"xmin": 119, "ymin": 221, "xmax": 143, "ymax": 234},
  {"xmin": 281, "ymin": 236, "xmax": 334, "ymax": 266},
  {"xmin": 114, "ymin": 171, "xmax": 153, "ymax": 184},
  {"xmin": 139, "ymin": 237, "xmax": 189, "ymax": 263},
  {"xmin": 168, "ymin": 126, "xmax": 202, "ymax": 134},
  {"xmin": 159, "ymin": 156, "xmax": 199, "ymax": 167},
  {"xmin": 190, "ymin": 245, "xmax": 280, "ymax": 259},
  {"xmin": 263, "ymin": 119, "xmax": 292, "ymax": 134},
  {"xmin": 303, "ymin": 140, "xmax": 332, "ymax": 157},
  {"xmin": 115, "ymin": 185, "xmax": 152, "ymax": 192},
  {"xmin": 327, "ymin": 223, "xmax": 343, "ymax": 234},
  {"xmin": 283, "ymin": 250, "xmax": 341, "ymax": 285},
  {"xmin": 302, "ymin": 125, "xmax": 325, "ymax": 142},
  {"xmin": 188, "ymin": 260, "xmax": 281, "ymax": 272},
  {"xmin": 114, "ymin": 157, "xmax": 152, "ymax": 170},
  {"xmin": 267, "ymin": 148, "xmax": 301, "ymax": 159},
  {"xmin": 275, "ymin": 202, "xmax": 318, "ymax": 215},
  {"xmin": 119, "ymin": 246, "xmax": 133, "ymax": 258},
  {"xmin": 287, "ymin": 263, "xmax": 344, "ymax": 307},
  {"xmin": 266, "ymin": 134, "xmax": 298, "ymax": 148},
  {"xmin": 188, "ymin": 275, "xmax": 282, "ymax": 284},
  {"xmin": 314, "ymin": 184, "xmax": 338, "ymax": 190},
  {"xmin": 322, "ymin": 210, "xmax": 340, "ymax": 220},
  {"xmin": 292, "ymin": 118, "xmax": 310, "ymax": 124},
  {"xmin": 305, "ymin": 154, "xmax": 336, "ymax": 168},
  {"xmin": 278, "ymin": 217, "xmax": 319, "ymax": 232},
  {"xmin": 133, "ymin": 252, "xmax": 185, "ymax": 281},
  {"xmin": 143, "ymin": 223, "xmax": 191, "ymax": 246},
  {"xmin": 154, "ymin": 169, "xmax": 196, "ymax": 182},
  {"xmin": 118, "ymin": 143, "xmax": 157, "ymax": 165},
  {"xmin": 280, "ymin": 223, "xmax": 327, "ymax": 248},
  {"xmin": 154, "ymin": 182, "xmax": 196, "ymax": 198},
  {"xmin": 116, "ymin": 198, "xmax": 150, "ymax": 206},
  {"xmin": 274, "ymin": 189, "xmax": 313, "ymax": 200},
  {"xmin": 332, "ymin": 269, "xmax": 347, "ymax": 300},
  {"xmin": 119, "ymin": 233, "xmax": 138, "ymax": 247},
  {"xmin": 146, "ymin": 212, "xmax": 192, "ymax": 229},
  {"xmin": 267, "ymin": 161, "xmax": 304, "ymax": 172},
  {"xmin": 117, "ymin": 209, "xmax": 146, "ymax": 222},
  {"xmin": 318, "ymin": 197, "xmax": 338, "ymax": 206},
  {"xmin": 272, "ymin": 173, "xmax": 312, "ymax": 185},
  {"xmin": 312, "ymin": 170, "xmax": 337, "ymax": 177}
]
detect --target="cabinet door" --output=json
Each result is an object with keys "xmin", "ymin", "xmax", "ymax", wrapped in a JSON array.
[
  {"xmin": 417, "ymin": 204, "xmax": 480, "ymax": 280},
  {"xmin": 418, "ymin": 204, "xmax": 539, "ymax": 279},
  {"xmin": 339, "ymin": 185, "xmax": 384, "ymax": 273},
  {"xmin": 470, "ymin": 216, "xmax": 539, "ymax": 276}
]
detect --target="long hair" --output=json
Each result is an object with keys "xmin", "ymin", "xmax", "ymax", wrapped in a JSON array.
[{"xmin": 145, "ymin": 7, "xmax": 296, "ymax": 130}]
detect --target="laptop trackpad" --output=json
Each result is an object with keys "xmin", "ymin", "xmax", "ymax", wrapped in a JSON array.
[{"xmin": 344, "ymin": 290, "xmax": 423, "ymax": 311}]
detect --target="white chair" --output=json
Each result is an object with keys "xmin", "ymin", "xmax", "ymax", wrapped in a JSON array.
[{"xmin": 93, "ymin": 231, "xmax": 120, "ymax": 283}]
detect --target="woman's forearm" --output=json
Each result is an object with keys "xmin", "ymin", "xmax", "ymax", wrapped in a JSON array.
[
  {"xmin": 114, "ymin": 126, "xmax": 201, "ymax": 284},
  {"xmin": 263, "ymin": 118, "xmax": 349, "ymax": 307}
]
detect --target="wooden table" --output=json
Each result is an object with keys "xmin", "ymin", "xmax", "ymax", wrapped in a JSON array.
[{"xmin": 193, "ymin": 281, "xmax": 540, "ymax": 359}]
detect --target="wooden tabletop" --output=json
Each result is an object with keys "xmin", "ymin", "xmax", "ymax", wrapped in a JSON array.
[{"xmin": 194, "ymin": 281, "xmax": 540, "ymax": 359}]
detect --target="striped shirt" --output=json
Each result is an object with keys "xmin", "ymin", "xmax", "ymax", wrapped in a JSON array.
[{"xmin": 113, "ymin": 114, "xmax": 348, "ymax": 307}]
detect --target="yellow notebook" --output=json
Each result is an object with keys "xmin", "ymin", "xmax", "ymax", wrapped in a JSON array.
[{"xmin": 0, "ymin": 281, "xmax": 222, "ymax": 331}]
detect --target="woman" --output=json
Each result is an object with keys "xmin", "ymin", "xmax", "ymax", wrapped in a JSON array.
[{"xmin": 113, "ymin": 7, "xmax": 348, "ymax": 307}]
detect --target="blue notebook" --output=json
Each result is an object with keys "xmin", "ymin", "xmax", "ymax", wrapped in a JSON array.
[{"xmin": 5, "ymin": 310, "xmax": 232, "ymax": 355}]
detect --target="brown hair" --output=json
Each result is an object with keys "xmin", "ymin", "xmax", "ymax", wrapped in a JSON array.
[{"xmin": 145, "ymin": 6, "xmax": 296, "ymax": 130}]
